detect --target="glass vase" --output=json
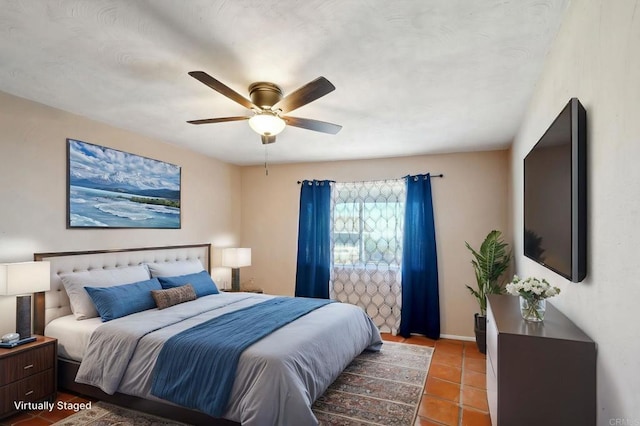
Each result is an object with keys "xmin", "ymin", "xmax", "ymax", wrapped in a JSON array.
[{"xmin": 519, "ymin": 296, "xmax": 546, "ymax": 322}]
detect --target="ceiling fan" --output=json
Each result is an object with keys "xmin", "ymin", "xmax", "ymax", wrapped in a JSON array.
[{"xmin": 187, "ymin": 71, "xmax": 342, "ymax": 144}]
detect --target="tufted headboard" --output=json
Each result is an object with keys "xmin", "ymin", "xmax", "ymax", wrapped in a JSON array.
[{"xmin": 33, "ymin": 243, "xmax": 211, "ymax": 335}]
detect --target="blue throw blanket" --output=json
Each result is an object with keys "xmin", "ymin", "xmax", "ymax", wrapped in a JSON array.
[{"xmin": 150, "ymin": 296, "xmax": 333, "ymax": 417}]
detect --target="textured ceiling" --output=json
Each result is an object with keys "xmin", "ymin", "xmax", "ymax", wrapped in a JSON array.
[{"xmin": 0, "ymin": 0, "xmax": 569, "ymax": 165}]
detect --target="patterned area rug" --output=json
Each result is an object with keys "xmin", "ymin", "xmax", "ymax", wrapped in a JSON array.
[
  {"xmin": 52, "ymin": 402, "xmax": 188, "ymax": 425},
  {"xmin": 53, "ymin": 342, "xmax": 432, "ymax": 426},
  {"xmin": 313, "ymin": 342, "xmax": 433, "ymax": 425}
]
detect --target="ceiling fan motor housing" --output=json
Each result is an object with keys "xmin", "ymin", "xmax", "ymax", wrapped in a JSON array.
[{"xmin": 249, "ymin": 82, "xmax": 283, "ymax": 109}]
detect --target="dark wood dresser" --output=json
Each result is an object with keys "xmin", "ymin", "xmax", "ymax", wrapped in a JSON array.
[
  {"xmin": 486, "ymin": 295, "xmax": 596, "ymax": 426},
  {"xmin": 0, "ymin": 336, "xmax": 57, "ymax": 418}
]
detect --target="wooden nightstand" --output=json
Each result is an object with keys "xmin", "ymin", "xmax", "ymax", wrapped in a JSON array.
[{"xmin": 0, "ymin": 336, "xmax": 57, "ymax": 419}]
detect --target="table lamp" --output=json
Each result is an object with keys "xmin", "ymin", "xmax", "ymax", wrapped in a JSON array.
[
  {"xmin": 221, "ymin": 248, "xmax": 251, "ymax": 292},
  {"xmin": 0, "ymin": 261, "xmax": 51, "ymax": 343}
]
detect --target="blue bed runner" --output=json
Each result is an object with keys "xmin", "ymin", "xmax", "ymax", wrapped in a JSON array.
[{"xmin": 150, "ymin": 296, "xmax": 332, "ymax": 417}]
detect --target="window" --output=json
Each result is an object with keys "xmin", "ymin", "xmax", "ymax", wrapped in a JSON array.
[
  {"xmin": 332, "ymin": 200, "xmax": 403, "ymax": 267},
  {"xmin": 330, "ymin": 179, "xmax": 405, "ymax": 333}
]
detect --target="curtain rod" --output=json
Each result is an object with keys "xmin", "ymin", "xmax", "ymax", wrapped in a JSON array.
[{"xmin": 297, "ymin": 174, "xmax": 444, "ymax": 184}]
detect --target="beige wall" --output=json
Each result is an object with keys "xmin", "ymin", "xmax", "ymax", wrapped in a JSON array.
[
  {"xmin": 510, "ymin": 0, "xmax": 640, "ymax": 420},
  {"xmin": 0, "ymin": 91, "xmax": 242, "ymax": 335},
  {"xmin": 240, "ymin": 150, "xmax": 509, "ymax": 338}
]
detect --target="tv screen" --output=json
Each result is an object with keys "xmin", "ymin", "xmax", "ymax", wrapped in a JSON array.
[{"xmin": 524, "ymin": 98, "xmax": 586, "ymax": 282}]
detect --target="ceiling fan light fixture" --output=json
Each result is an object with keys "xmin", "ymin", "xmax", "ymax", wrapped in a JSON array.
[{"xmin": 249, "ymin": 112, "xmax": 286, "ymax": 136}]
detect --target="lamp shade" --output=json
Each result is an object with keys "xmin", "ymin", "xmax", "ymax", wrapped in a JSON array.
[
  {"xmin": 248, "ymin": 113, "xmax": 286, "ymax": 136},
  {"xmin": 221, "ymin": 248, "xmax": 252, "ymax": 268},
  {"xmin": 0, "ymin": 261, "xmax": 51, "ymax": 296}
]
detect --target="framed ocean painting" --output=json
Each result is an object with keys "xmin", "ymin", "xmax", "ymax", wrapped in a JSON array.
[{"xmin": 67, "ymin": 139, "xmax": 181, "ymax": 229}]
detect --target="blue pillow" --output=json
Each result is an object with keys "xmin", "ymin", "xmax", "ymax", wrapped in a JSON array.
[
  {"xmin": 85, "ymin": 278, "xmax": 162, "ymax": 322},
  {"xmin": 157, "ymin": 271, "xmax": 219, "ymax": 297}
]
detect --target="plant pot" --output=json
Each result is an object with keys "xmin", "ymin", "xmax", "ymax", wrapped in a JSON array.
[{"xmin": 474, "ymin": 313, "xmax": 487, "ymax": 354}]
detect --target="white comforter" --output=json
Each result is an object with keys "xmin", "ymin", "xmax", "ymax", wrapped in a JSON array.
[{"xmin": 76, "ymin": 293, "xmax": 382, "ymax": 425}]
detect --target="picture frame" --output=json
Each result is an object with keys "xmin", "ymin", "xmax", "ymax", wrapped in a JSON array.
[{"xmin": 67, "ymin": 139, "xmax": 181, "ymax": 229}]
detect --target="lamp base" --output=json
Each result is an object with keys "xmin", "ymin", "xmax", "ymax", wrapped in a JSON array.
[
  {"xmin": 231, "ymin": 268, "xmax": 240, "ymax": 292},
  {"xmin": 16, "ymin": 295, "xmax": 32, "ymax": 340}
]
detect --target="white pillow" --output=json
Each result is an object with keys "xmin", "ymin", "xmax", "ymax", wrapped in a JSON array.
[
  {"xmin": 60, "ymin": 264, "xmax": 150, "ymax": 320},
  {"xmin": 146, "ymin": 259, "xmax": 205, "ymax": 277}
]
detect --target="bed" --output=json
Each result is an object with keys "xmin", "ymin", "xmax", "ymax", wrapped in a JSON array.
[{"xmin": 33, "ymin": 244, "xmax": 382, "ymax": 425}]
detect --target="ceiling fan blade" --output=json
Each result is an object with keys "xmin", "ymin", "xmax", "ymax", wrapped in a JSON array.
[
  {"xmin": 272, "ymin": 77, "xmax": 335, "ymax": 114},
  {"xmin": 188, "ymin": 71, "xmax": 257, "ymax": 110},
  {"xmin": 187, "ymin": 116, "xmax": 249, "ymax": 125},
  {"xmin": 283, "ymin": 116, "xmax": 342, "ymax": 134}
]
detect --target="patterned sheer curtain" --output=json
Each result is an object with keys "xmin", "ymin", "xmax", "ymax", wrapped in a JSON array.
[{"xmin": 330, "ymin": 179, "xmax": 406, "ymax": 334}]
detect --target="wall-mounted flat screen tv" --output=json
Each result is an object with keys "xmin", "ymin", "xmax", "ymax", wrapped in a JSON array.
[{"xmin": 524, "ymin": 98, "xmax": 587, "ymax": 282}]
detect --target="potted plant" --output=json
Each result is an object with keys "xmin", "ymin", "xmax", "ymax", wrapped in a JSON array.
[{"xmin": 465, "ymin": 230, "xmax": 511, "ymax": 353}]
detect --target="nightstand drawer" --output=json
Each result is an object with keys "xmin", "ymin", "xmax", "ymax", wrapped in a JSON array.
[
  {"xmin": 17, "ymin": 369, "xmax": 55, "ymax": 402},
  {"xmin": 0, "ymin": 343, "xmax": 55, "ymax": 386},
  {"xmin": 0, "ymin": 369, "xmax": 55, "ymax": 415}
]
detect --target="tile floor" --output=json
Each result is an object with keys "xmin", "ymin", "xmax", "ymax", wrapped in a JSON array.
[
  {"xmin": 1, "ymin": 335, "xmax": 490, "ymax": 426},
  {"xmin": 381, "ymin": 333, "xmax": 491, "ymax": 426}
]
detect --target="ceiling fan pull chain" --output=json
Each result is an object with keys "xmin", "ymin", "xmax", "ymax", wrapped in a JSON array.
[{"xmin": 264, "ymin": 145, "xmax": 269, "ymax": 176}]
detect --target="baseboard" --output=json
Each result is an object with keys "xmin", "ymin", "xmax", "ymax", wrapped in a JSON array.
[{"xmin": 440, "ymin": 334, "xmax": 475, "ymax": 342}]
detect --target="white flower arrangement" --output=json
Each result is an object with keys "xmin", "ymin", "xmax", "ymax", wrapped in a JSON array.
[{"xmin": 505, "ymin": 275, "xmax": 561, "ymax": 300}]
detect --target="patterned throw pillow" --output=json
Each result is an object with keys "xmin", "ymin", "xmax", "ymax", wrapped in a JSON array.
[{"xmin": 151, "ymin": 284, "xmax": 197, "ymax": 310}]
